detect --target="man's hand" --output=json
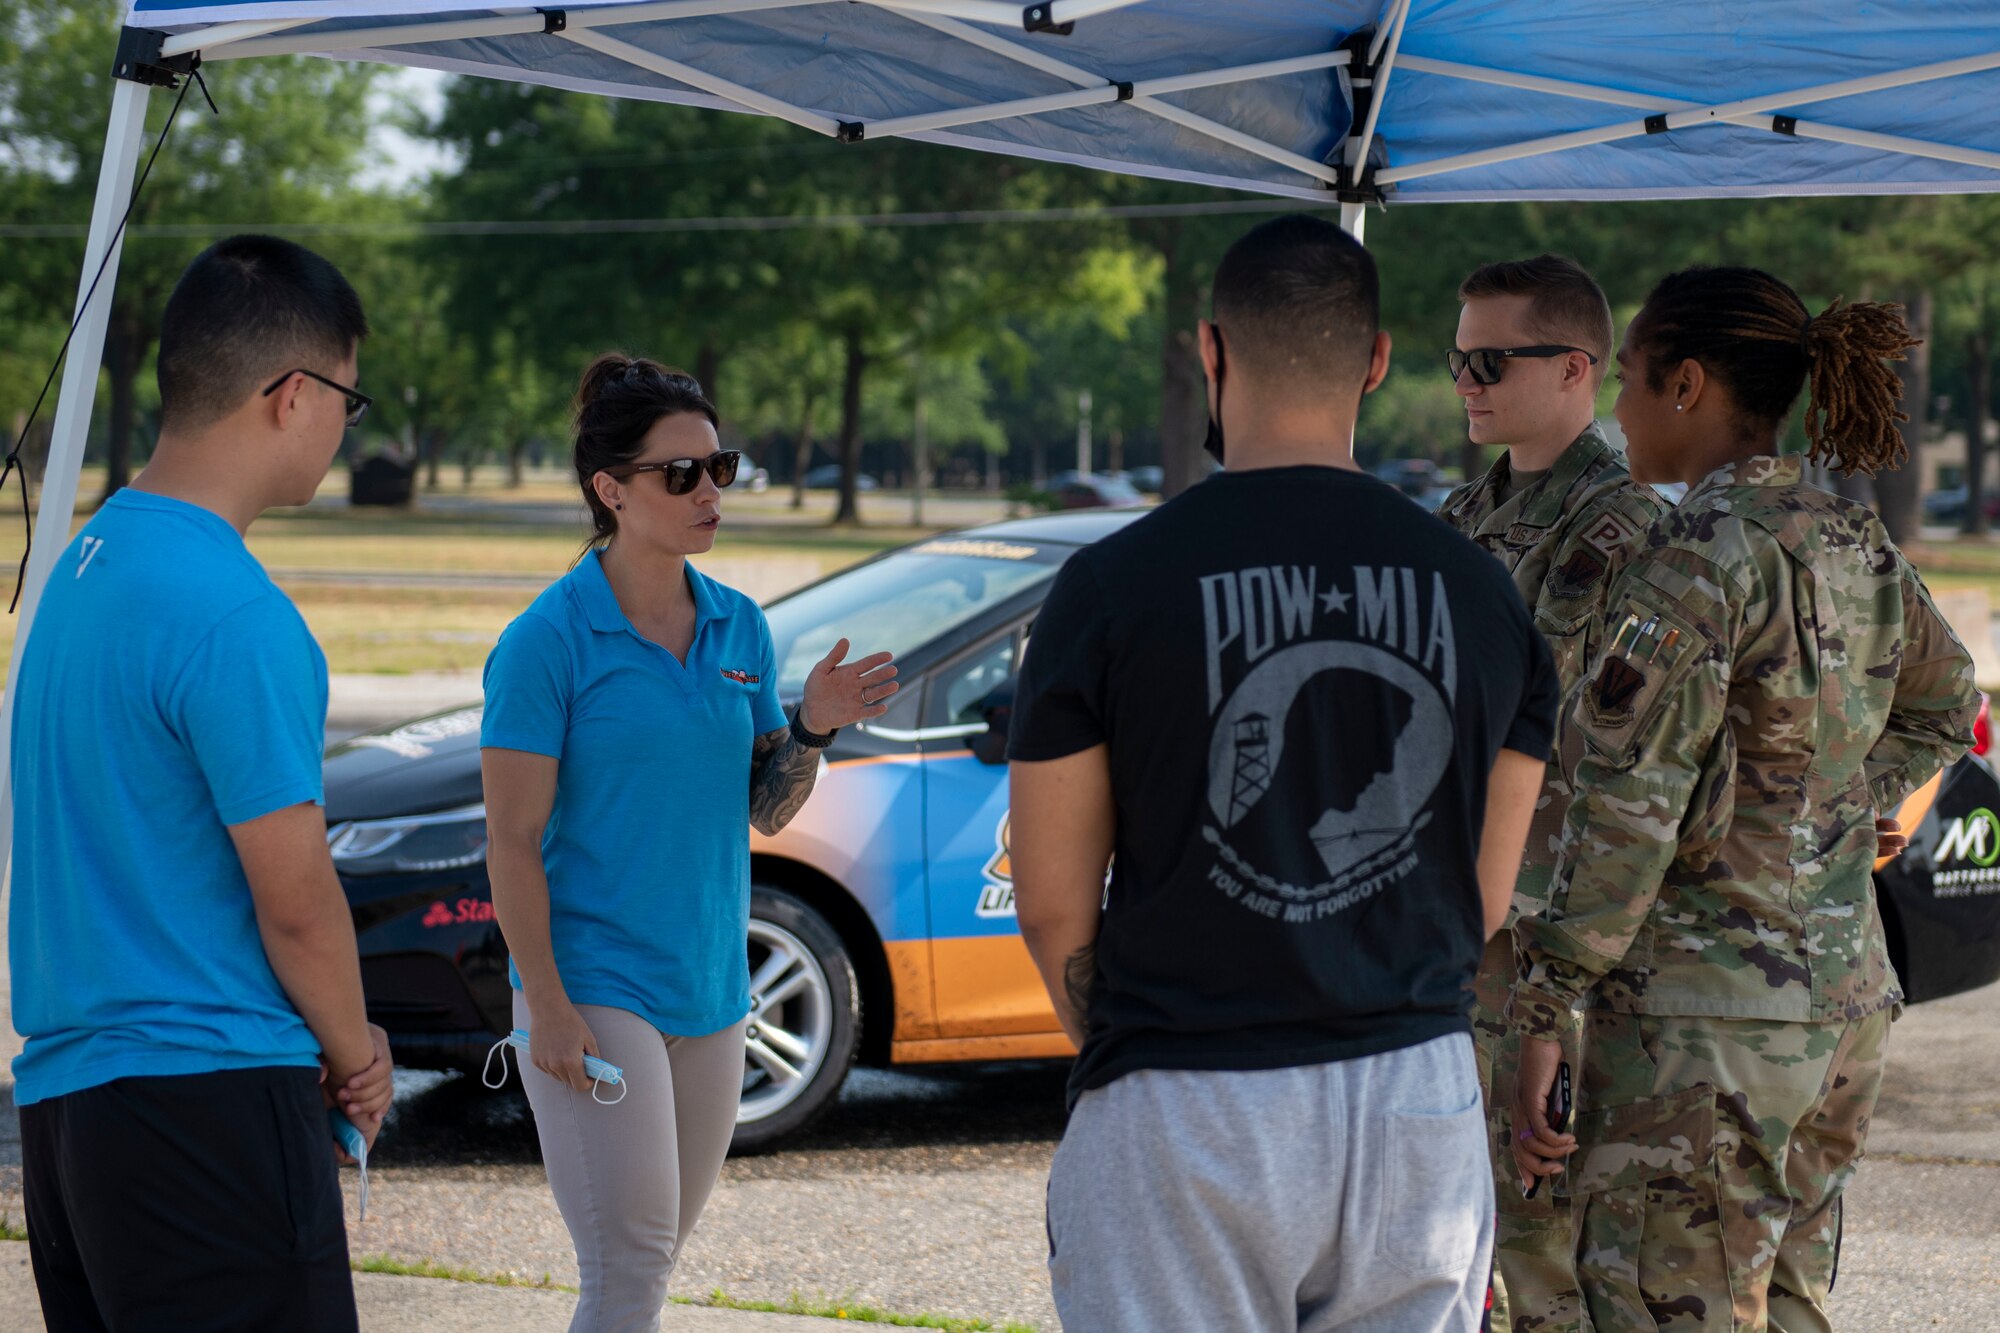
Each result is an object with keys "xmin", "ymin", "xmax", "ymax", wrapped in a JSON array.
[
  {"xmin": 1875, "ymin": 816, "xmax": 1908, "ymax": 861},
  {"xmin": 338, "ymin": 1024, "xmax": 394, "ymax": 1144},
  {"xmin": 1510, "ymin": 1034, "xmax": 1578, "ymax": 1191}
]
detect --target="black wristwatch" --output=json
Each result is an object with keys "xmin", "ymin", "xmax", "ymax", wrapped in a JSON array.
[{"xmin": 789, "ymin": 707, "xmax": 837, "ymax": 750}]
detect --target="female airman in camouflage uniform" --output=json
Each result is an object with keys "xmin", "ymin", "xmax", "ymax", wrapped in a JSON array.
[{"xmin": 1507, "ymin": 267, "xmax": 1980, "ymax": 1332}]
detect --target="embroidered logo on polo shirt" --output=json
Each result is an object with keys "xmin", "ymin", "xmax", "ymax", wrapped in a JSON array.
[{"xmin": 720, "ymin": 668, "xmax": 760, "ymax": 685}]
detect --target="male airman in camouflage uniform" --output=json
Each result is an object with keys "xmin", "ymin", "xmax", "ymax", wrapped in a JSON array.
[
  {"xmin": 1511, "ymin": 454, "xmax": 1977, "ymax": 1331},
  {"xmin": 1440, "ymin": 256, "xmax": 1666, "ymax": 1332}
]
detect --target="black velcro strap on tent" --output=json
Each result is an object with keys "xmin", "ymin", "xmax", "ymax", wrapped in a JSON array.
[
  {"xmin": 1114, "ymin": 81, "xmax": 1134, "ymax": 101},
  {"xmin": 1772, "ymin": 115, "xmax": 1798, "ymax": 135},
  {"xmin": 1022, "ymin": 4, "xmax": 1074, "ymax": 34},
  {"xmin": 1644, "ymin": 113, "xmax": 1670, "ymax": 134},
  {"xmin": 837, "ymin": 121, "xmax": 866, "ymax": 143},
  {"xmin": 538, "ymin": 9, "xmax": 566, "ymax": 33}
]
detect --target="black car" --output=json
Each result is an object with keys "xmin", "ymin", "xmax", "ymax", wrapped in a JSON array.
[{"xmin": 326, "ymin": 514, "xmax": 2000, "ymax": 1150}]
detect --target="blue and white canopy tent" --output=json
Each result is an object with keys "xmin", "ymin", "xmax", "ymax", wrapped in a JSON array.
[{"xmin": 5, "ymin": 0, "xmax": 2000, "ymax": 836}]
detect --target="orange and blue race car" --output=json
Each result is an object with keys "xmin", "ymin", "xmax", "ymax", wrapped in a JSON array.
[{"xmin": 323, "ymin": 511, "xmax": 2000, "ymax": 1150}]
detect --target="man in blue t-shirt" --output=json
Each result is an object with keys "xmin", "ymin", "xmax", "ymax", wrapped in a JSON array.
[{"xmin": 9, "ymin": 236, "xmax": 391, "ymax": 1330}]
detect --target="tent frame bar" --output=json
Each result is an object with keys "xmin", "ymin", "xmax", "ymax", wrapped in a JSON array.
[
  {"xmin": 558, "ymin": 25, "xmax": 844, "ymax": 137},
  {"xmin": 1381, "ymin": 47, "xmax": 2000, "ymax": 186},
  {"xmin": 1396, "ymin": 54, "xmax": 2000, "ymax": 177},
  {"xmin": 0, "ymin": 76, "xmax": 156, "ymax": 870},
  {"xmin": 862, "ymin": 49, "xmax": 1350, "ymax": 142},
  {"xmin": 888, "ymin": 6, "xmax": 1343, "ymax": 186}
]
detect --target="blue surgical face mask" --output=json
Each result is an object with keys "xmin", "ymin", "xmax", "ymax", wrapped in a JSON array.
[
  {"xmin": 328, "ymin": 1109, "xmax": 370, "ymax": 1221},
  {"xmin": 483, "ymin": 1029, "xmax": 628, "ymax": 1105}
]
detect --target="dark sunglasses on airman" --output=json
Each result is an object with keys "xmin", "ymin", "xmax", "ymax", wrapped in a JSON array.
[
  {"xmin": 1447, "ymin": 345, "xmax": 1599, "ymax": 386},
  {"xmin": 603, "ymin": 450, "xmax": 742, "ymax": 496},
  {"xmin": 262, "ymin": 368, "xmax": 372, "ymax": 427}
]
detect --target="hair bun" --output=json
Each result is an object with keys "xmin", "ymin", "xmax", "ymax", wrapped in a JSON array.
[{"xmin": 575, "ymin": 352, "xmax": 641, "ymax": 414}]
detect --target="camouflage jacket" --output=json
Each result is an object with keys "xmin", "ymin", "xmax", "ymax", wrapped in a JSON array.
[
  {"xmin": 1440, "ymin": 423, "xmax": 1667, "ymax": 925},
  {"xmin": 1513, "ymin": 455, "xmax": 1979, "ymax": 1034}
]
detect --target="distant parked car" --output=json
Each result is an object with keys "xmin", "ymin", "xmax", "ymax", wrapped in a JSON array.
[
  {"xmin": 1373, "ymin": 458, "xmax": 1444, "ymax": 498},
  {"xmin": 1923, "ymin": 487, "xmax": 2000, "ymax": 526},
  {"xmin": 804, "ymin": 465, "xmax": 878, "ymax": 491},
  {"xmin": 1045, "ymin": 471, "xmax": 1146, "ymax": 511},
  {"xmin": 1129, "ymin": 466, "xmax": 1164, "ymax": 495},
  {"xmin": 738, "ymin": 455, "xmax": 771, "ymax": 493}
]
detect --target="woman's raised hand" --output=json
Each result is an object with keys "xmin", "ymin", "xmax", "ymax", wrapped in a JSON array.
[{"xmin": 800, "ymin": 638, "xmax": 898, "ymax": 733}]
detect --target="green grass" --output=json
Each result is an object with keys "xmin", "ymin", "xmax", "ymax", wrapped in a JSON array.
[
  {"xmin": 0, "ymin": 1214, "xmax": 27, "ymax": 1243},
  {"xmin": 676, "ymin": 1289, "xmax": 1039, "ymax": 1332},
  {"xmin": 351, "ymin": 1254, "xmax": 573, "ymax": 1292}
]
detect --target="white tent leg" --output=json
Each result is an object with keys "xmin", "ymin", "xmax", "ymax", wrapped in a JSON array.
[
  {"xmin": 1340, "ymin": 201, "xmax": 1367, "ymax": 241},
  {"xmin": 0, "ymin": 77, "xmax": 154, "ymax": 870}
]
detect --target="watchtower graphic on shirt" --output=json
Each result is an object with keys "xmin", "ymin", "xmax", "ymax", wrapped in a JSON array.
[{"xmin": 1199, "ymin": 565, "xmax": 1457, "ymax": 922}]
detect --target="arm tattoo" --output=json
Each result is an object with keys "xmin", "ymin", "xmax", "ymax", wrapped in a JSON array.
[
  {"xmin": 1062, "ymin": 940, "xmax": 1098, "ymax": 1026},
  {"xmin": 749, "ymin": 721, "xmax": 820, "ymax": 836}
]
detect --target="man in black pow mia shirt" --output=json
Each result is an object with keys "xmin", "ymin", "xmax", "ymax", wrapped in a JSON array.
[{"xmin": 1008, "ymin": 216, "xmax": 1558, "ymax": 1333}]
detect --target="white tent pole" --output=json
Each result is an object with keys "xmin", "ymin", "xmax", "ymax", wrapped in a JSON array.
[
  {"xmin": 209, "ymin": 0, "xmax": 822, "ymax": 62},
  {"xmin": 864, "ymin": 49, "xmax": 1350, "ymax": 141},
  {"xmin": 158, "ymin": 18, "xmax": 312, "ymax": 59},
  {"xmin": 889, "ymin": 7, "xmax": 1344, "ymax": 186},
  {"xmin": 1396, "ymin": 54, "xmax": 2000, "ymax": 176},
  {"xmin": 869, "ymin": 0, "xmax": 1147, "ymax": 25},
  {"xmin": 1352, "ymin": 0, "xmax": 1409, "ymax": 160},
  {"xmin": 1366, "ymin": 0, "xmax": 1407, "ymax": 67},
  {"xmin": 558, "ymin": 27, "xmax": 844, "ymax": 136},
  {"xmin": 1339, "ymin": 201, "xmax": 1366, "ymax": 241},
  {"xmin": 0, "ymin": 77, "xmax": 155, "ymax": 875},
  {"xmin": 1380, "ymin": 48, "xmax": 2000, "ymax": 186}
]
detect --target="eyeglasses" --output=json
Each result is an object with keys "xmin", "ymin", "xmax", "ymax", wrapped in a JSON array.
[
  {"xmin": 603, "ymin": 450, "xmax": 742, "ymax": 496},
  {"xmin": 1447, "ymin": 345, "xmax": 1599, "ymax": 386},
  {"xmin": 262, "ymin": 368, "xmax": 372, "ymax": 427}
]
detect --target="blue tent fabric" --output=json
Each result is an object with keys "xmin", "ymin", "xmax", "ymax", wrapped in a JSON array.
[{"xmin": 117, "ymin": 0, "xmax": 2000, "ymax": 202}]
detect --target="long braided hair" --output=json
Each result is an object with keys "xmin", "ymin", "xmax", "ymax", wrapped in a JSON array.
[{"xmin": 1631, "ymin": 266, "xmax": 1919, "ymax": 476}]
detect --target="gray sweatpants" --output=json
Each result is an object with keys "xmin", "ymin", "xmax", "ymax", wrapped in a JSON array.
[
  {"xmin": 1047, "ymin": 1033, "xmax": 1492, "ymax": 1333},
  {"xmin": 515, "ymin": 994, "xmax": 748, "ymax": 1333}
]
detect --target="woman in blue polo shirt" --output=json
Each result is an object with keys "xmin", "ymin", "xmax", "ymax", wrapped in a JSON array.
[{"xmin": 481, "ymin": 355, "xmax": 897, "ymax": 1331}]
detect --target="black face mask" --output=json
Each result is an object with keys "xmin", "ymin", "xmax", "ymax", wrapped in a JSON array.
[{"xmin": 1203, "ymin": 324, "xmax": 1226, "ymax": 465}]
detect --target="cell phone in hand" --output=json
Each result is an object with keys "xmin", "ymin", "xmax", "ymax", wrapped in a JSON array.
[{"xmin": 1523, "ymin": 1060, "xmax": 1572, "ymax": 1201}]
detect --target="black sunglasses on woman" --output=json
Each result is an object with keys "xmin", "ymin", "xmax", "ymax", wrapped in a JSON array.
[{"xmin": 602, "ymin": 450, "xmax": 742, "ymax": 496}]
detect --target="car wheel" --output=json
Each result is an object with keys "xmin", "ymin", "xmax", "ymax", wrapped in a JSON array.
[{"xmin": 732, "ymin": 886, "xmax": 860, "ymax": 1153}]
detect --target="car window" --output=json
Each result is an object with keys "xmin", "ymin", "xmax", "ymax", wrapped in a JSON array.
[
  {"xmin": 934, "ymin": 635, "xmax": 1019, "ymax": 726},
  {"xmin": 764, "ymin": 542, "xmax": 1059, "ymax": 695}
]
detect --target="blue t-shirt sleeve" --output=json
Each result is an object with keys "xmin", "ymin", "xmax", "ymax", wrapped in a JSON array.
[
  {"xmin": 752, "ymin": 611, "xmax": 787, "ymax": 736},
  {"xmin": 172, "ymin": 593, "xmax": 328, "ymax": 826},
  {"xmin": 482, "ymin": 612, "xmax": 571, "ymax": 759}
]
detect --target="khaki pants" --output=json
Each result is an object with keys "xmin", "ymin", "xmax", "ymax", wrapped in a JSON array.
[
  {"xmin": 1571, "ymin": 1008, "xmax": 1890, "ymax": 1333},
  {"xmin": 1471, "ymin": 932, "xmax": 1587, "ymax": 1333},
  {"xmin": 515, "ymin": 994, "xmax": 748, "ymax": 1333}
]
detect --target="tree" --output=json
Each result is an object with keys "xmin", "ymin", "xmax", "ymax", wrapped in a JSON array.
[{"xmin": 1, "ymin": 1, "xmax": 382, "ymax": 502}]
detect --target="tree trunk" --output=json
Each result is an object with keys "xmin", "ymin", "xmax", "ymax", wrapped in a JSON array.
[
  {"xmin": 1107, "ymin": 426, "xmax": 1125, "ymax": 475},
  {"xmin": 100, "ymin": 317, "xmax": 147, "ymax": 504},
  {"xmin": 911, "ymin": 355, "xmax": 928, "ymax": 528},
  {"xmin": 1968, "ymin": 325, "xmax": 1992, "ymax": 538},
  {"xmin": 789, "ymin": 390, "xmax": 818, "ymax": 511},
  {"xmin": 1874, "ymin": 289, "xmax": 1931, "ymax": 547},
  {"xmin": 833, "ymin": 330, "xmax": 868, "ymax": 526},
  {"xmin": 695, "ymin": 343, "xmax": 723, "ymax": 406},
  {"xmin": 1158, "ymin": 225, "xmax": 1206, "ymax": 498},
  {"xmin": 424, "ymin": 427, "xmax": 443, "ymax": 491},
  {"xmin": 507, "ymin": 437, "xmax": 527, "ymax": 489}
]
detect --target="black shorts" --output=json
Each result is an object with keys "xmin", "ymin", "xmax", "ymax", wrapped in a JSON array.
[{"xmin": 19, "ymin": 1065, "xmax": 359, "ymax": 1333}]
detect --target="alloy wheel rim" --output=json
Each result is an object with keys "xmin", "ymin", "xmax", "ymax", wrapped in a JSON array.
[{"xmin": 739, "ymin": 917, "xmax": 835, "ymax": 1124}]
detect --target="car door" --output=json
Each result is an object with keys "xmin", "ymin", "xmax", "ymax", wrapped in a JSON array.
[{"xmin": 918, "ymin": 623, "xmax": 1062, "ymax": 1038}]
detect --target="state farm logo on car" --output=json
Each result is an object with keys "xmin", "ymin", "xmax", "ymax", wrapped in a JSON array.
[
  {"xmin": 422, "ymin": 897, "xmax": 499, "ymax": 927},
  {"xmin": 1931, "ymin": 806, "xmax": 2000, "ymax": 898},
  {"xmin": 977, "ymin": 815, "xmax": 1016, "ymax": 919}
]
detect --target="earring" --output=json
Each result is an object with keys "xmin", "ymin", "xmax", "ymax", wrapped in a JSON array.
[
  {"xmin": 615, "ymin": 503, "xmax": 624, "ymax": 510},
  {"xmin": 1675, "ymin": 404, "xmax": 1684, "ymax": 412}
]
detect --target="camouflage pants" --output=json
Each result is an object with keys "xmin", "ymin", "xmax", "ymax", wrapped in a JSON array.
[
  {"xmin": 1472, "ymin": 932, "xmax": 1586, "ymax": 1333},
  {"xmin": 1572, "ymin": 1008, "xmax": 1890, "ymax": 1333}
]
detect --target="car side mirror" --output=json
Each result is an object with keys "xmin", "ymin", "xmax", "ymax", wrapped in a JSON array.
[{"xmin": 968, "ymin": 681, "xmax": 1014, "ymax": 766}]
